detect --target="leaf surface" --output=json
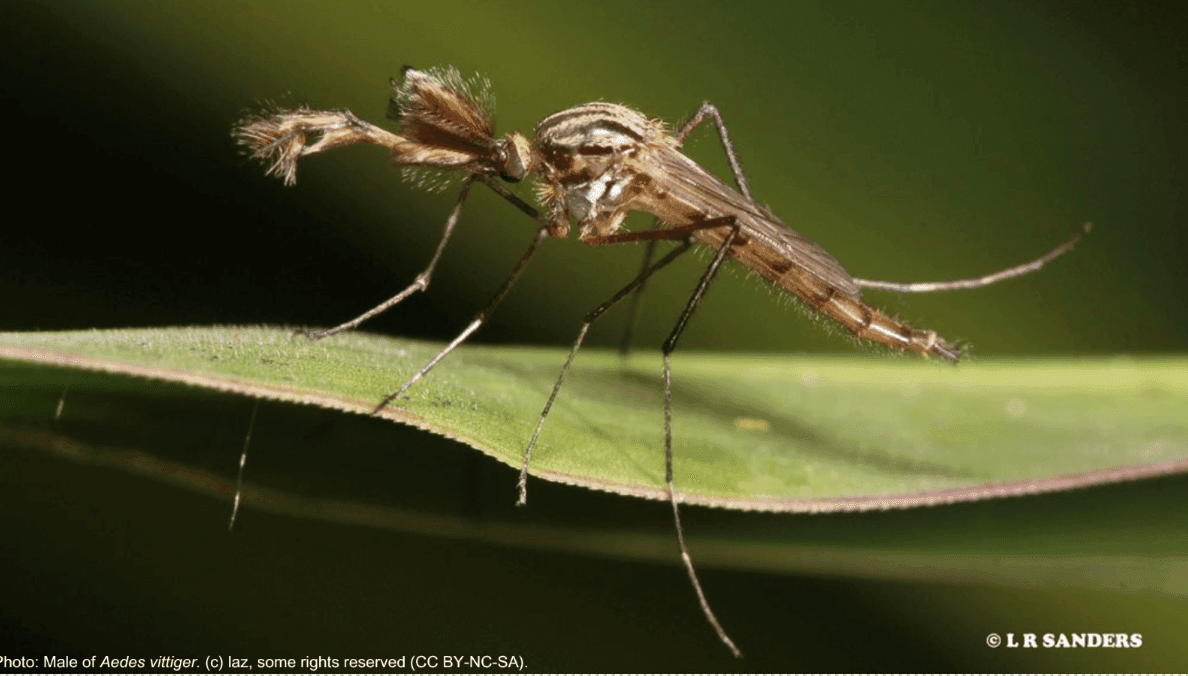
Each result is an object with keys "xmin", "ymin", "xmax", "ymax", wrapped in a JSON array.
[{"xmin": 2, "ymin": 327, "xmax": 1184, "ymax": 510}]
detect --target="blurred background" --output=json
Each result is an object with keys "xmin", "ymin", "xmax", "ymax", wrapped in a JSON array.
[
  {"xmin": 3, "ymin": 1, "xmax": 1185, "ymax": 355},
  {"xmin": 2, "ymin": 0, "xmax": 1186, "ymax": 671}
]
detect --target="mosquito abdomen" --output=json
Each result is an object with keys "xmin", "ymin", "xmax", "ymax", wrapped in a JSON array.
[
  {"xmin": 782, "ymin": 268, "xmax": 961, "ymax": 362},
  {"xmin": 688, "ymin": 225, "xmax": 959, "ymax": 362}
]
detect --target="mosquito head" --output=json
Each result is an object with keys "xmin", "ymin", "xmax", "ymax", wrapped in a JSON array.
[{"xmin": 493, "ymin": 131, "xmax": 537, "ymax": 182}]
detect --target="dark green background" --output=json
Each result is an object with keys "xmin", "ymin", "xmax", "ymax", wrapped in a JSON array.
[
  {"xmin": 5, "ymin": 1, "xmax": 1186, "ymax": 354},
  {"xmin": 3, "ymin": 1, "xmax": 1186, "ymax": 671}
]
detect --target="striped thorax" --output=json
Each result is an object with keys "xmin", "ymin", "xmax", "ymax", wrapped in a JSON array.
[{"xmin": 535, "ymin": 103, "xmax": 678, "ymax": 239}]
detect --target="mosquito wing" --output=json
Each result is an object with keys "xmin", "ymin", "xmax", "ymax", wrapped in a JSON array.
[{"xmin": 647, "ymin": 145, "xmax": 863, "ymax": 299}]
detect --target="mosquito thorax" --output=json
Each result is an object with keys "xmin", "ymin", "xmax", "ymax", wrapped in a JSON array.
[
  {"xmin": 531, "ymin": 103, "xmax": 664, "ymax": 238},
  {"xmin": 536, "ymin": 102, "xmax": 653, "ymax": 149}
]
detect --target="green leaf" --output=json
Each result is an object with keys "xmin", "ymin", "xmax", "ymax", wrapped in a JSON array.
[
  {"xmin": 3, "ymin": 324, "xmax": 1188, "ymax": 657},
  {"xmin": 2, "ymin": 326, "xmax": 1185, "ymax": 510}
]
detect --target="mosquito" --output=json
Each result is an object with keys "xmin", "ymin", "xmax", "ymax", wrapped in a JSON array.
[{"xmin": 235, "ymin": 65, "xmax": 1088, "ymax": 657}]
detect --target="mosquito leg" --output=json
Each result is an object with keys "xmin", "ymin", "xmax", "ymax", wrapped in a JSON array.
[
  {"xmin": 371, "ymin": 225, "xmax": 552, "ymax": 414},
  {"xmin": 299, "ymin": 177, "xmax": 478, "ymax": 340},
  {"xmin": 855, "ymin": 223, "xmax": 1091, "ymax": 293},
  {"xmin": 584, "ymin": 217, "xmax": 737, "ymax": 246},
  {"xmin": 618, "ymin": 102, "xmax": 756, "ymax": 356},
  {"xmin": 664, "ymin": 357, "xmax": 740, "ymax": 658},
  {"xmin": 617, "ymin": 236, "xmax": 658, "ymax": 357},
  {"xmin": 228, "ymin": 399, "xmax": 260, "ymax": 531},
  {"xmin": 297, "ymin": 177, "xmax": 554, "ymax": 341},
  {"xmin": 240, "ymin": 104, "xmax": 558, "ymax": 342},
  {"xmin": 238, "ymin": 107, "xmax": 482, "ymax": 341},
  {"xmin": 516, "ymin": 216, "xmax": 739, "ymax": 503},
  {"xmin": 476, "ymin": 176, "xmax": 554, "ymax": 229},
  {"xmin": 659, "ymin": 222, "xmax": 743, "ymax": 658},
  {"xmin": 54, "ymin": 382, "xmax": 70, "ymax": 421},
  {"xmin": 366, "ymin": 178, "xmax": 558, "ymax": 412},
  {"xmin": 519, "ymin": 215, "xmax": 745, "ymax": 654},
  {"xmin": 588, "ymin": 216, "xmax": 747, "ymax": 655},
  {"xmin": 518, "ymin": 240, "xmax": 695, "ymax": 505},
  {"xmin": 674, "ymin": 102, "xmax": 755, "ymax": 200}
]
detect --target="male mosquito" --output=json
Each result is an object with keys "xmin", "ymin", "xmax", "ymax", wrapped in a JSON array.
[{"xmin": 236, "ymin": 65, "xmax": 1087, "ymax": 657}]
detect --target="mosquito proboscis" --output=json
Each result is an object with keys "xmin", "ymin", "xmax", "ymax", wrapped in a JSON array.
[{"xmin": 235, "ymin": 65, "xmax": 1088, "ymax": 657}]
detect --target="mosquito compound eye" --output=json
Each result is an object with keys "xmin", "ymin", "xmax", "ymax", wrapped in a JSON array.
[
  {"xmin": 496, "ymin": 144, "xmax": 523, "ymax": 182},
  {"xmin": 495, "ymin": 132, "xmax": 535, "ymax": 183},
  {"xmin": 491, "ymin": 140, "xmax": 519, "ymax": 182}
]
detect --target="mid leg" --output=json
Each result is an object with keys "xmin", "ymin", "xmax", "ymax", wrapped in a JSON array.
[
  {"xmin": 521, "ymin": 215, "xmax": 740, "ymax": 499},
  {"xmin": 535, "ymin": 215, "xmax": 745, "ymax": 656},
  {"xmin": 660, "ymin": 222, "xmax": 743, "ymax": 658},
  {"xmin": 517, "ymin": 240, "xmax": 696, "ymax": 504},
  {"xmin": 616, "ymin": 235, "xmax": 658, "ymax": 356},
  {"xmin": 228, "ymin": 399, "xmax": 261, "ymax": 531}
]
